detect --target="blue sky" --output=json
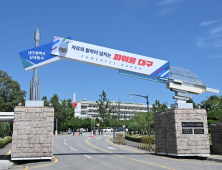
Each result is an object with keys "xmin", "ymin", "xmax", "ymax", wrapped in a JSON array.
[{"xmin": 1, "ymin": 0, "xmax": 222, "ymax": 106}]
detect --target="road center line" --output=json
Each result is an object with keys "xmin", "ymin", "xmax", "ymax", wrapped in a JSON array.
[
  {"xmin": 106, "ymin": 137, "xmax": 222, "ymax": 166},
  {"xmin": 84, "ymin": 155, "xmax": 91, "ymax": 159},
  {"xmin": 86, "ymin": 138, "xmax": 174, "ymax": 170}
]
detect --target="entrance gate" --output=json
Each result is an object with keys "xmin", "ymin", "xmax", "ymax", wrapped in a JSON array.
[{"xmin": 0, "ymin": 27, "xmax": 219, "ymax": 160}]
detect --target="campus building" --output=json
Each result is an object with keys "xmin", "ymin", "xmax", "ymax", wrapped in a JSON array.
[{"xmin": 74, "ymin": 99, "xmax": 149, "ymax": 120}]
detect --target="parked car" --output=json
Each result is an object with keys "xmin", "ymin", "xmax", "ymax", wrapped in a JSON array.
[
  {"xmin": 76, "ymin": 128, "xmax": 86, "ymax": 132},
  {"xmin": 115, "ymin": 127, "xmax": 124, "ymax": 132},
  {"xmin": 102, "ymin": 127, "xmax": 113, "ymax": 132}
]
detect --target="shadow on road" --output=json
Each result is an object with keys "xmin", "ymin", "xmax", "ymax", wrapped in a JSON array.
[
  {"xmin": 53, "ymin": 153, "xmax": 208, "ymax": 161},
  {"xmin": 0, "ymin": 155, "xmax": 11, "ymax": 160},
  {"xmin": 54, "ymin": 153, "xmax": 149, "ymax": 156}
]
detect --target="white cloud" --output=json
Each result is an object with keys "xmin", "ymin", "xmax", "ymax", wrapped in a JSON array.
[
  {"xmin": 160, "ymin": 7, "xmax": 175, "ymax": 15},
  {"xmin": 200, "ymin": 19, "xmax": 221, "ymax": 26},
  {"xmin": 195, "ymin": 37, "xmax": 222, "ymax": 48},
  {"xmin": 158, "ymin": 0, "xmax": 182, "ymax": 16},
  {"xmin": 159, "ymin": 0, "xmax": 181, "ymax": 5},
  {"xmin": 121, "ymin": 0, "xmax": 149, "ymax": 7},
  {"xmin": 204, "ymin": 55, "xmax": 222, "ymax": 59},
  {"xmin": 209, "ymin": 25, "xmax": 222, "ymax": 34}
]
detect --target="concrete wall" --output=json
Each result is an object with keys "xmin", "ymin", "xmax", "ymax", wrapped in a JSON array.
[
  {"xmin": 11, "ymin": 106, "xmax": 54, "ymax": 160},
  {"xmin": 210, "ymin": 123, "xmax": 222, "ymax": 155},
  {"xmin": 154, "ymin": 108, "xmax": 210, "ymax": 156}
]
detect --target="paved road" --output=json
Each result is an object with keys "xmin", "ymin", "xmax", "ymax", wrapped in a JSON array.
[{"xmin": 23, "ymin": 132, "xmax": 222, "ymax": 170}]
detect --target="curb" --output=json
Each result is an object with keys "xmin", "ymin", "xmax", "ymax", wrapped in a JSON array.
[
  {"xmin": 208, "ymin": 157, "xmax": 222, "ymax": 163},
  {"xmin": 125, "ymin": 143, "xmax": 138, "ymax": 148}
]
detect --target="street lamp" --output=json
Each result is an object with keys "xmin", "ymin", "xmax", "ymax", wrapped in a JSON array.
[
  {"xmin": 101, "ymin": 105, "xmax": 106, "ymax": 136},
  {"xmin": 128, "ymin": 93, "xmax": 150, "ymax": 136},
  {"xmin": 124, "ymin": 106, "xmax": 128, "ymax": 135},
  {"xmin": 110, "ymin": 104, "xmax": 115, "ymax": 140}
]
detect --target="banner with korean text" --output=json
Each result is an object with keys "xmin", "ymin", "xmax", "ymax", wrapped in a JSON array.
[{"xmin": 51, "ymin": 36, "xmax": 170, "ymax": 78}]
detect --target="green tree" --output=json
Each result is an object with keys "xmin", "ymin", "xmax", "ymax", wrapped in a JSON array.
[
  {"xmin": 50, "ymin": 94, "xmax": 61, "ymax": 131},
  {"xmin": 200, "ymin": 95, "xmax": 220, "ymax": 112},
  {"xmin": 66, "ymin": 116, "xmax": 82, "ymax": 131},
  {"xmin": 134, "ymin": 112, "xmax": 147, "ymax": 135},
  {"xmin": 209, "ymin": 97, "xmax": 222, "ymax": 122},
  {"xmin": 0, "ymin": 122, "xmax": 10, "ymax": 138},
  {"xmin": 115, "ymin": 99, "xmax": 121, "ymax": 121},
  {"xmin": 128, "ymin": 122, "xmax": 140, "ymax": 135},
  {"xmin": 186, "ymin": 99, "xmax": 198, "ymax": 108},
  {"xmin": 50, "ymin": 94, "xmax": 61, "ymax": 113},
  {"xmin": 60, "ymin": 98, "xmax": 74, "ymax": 132},
  {"xmin": 96, "ymin": 90, "xmax": 111, "ymax": 125},
  {"xmin": 42, "ymin": 96, "xmax": 50, "ymax": 106},
  {"xmin": 151, "ymin": 100, "xmax": 161, "ymax": 112},
  {"xmin": 82, "ymin": 118, "xmax": 91, "ymax": 131},
  {"xmin": 151, "ymin": 100, "xmax": 168, "ymax": 112},
  {"xmin": 0, "ymin": 70, "xmax": 26, "ymax": 112}
]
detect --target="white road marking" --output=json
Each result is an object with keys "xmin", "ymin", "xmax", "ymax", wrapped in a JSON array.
[
  {"xmin": 64, "ymin": 143, "xmax": 67, "ymax": 145},
  {"xmin": 108, "ymin": 147, "xmax": 116, "ymax": 150},
  {"xmin": 64, "ymin": 139, "xmax": 66, "ymax": 141},
  {"xmin": 84, "ymin": 155, "xmax": 91, "ymax": 159},
  {"xmin": 70, "ymin": 147, "xmax": 77, "ymax": 151},
  {"xmin": 96, "ymin": 138, "xmax": 98, "ymax": 139}
]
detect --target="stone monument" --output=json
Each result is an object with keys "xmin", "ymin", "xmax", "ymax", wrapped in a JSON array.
[{"xmin": 154, "ymin": 108, "xmax": 210, "ymax": 156}]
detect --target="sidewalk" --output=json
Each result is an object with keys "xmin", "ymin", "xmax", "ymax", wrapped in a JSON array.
[{"xmin": 124, "ymin": 138, "xmax": 140, "ymax": 148}]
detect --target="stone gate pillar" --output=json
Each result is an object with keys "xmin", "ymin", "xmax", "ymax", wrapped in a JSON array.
[
  {"xmin": 154, "ymin": 108, "xmax": 210, "ymax": 156},
  {"xmin": 210, "ymin": 123, "xmax": 222, "ymax": 155},
  {"xmin": 11, "ymin": 106, "xmax": 54, "ymax": 160}
]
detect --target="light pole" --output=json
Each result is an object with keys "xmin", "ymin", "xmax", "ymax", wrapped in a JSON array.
[
  {"xmin": 124, "ymin": 106, "xmax": 127, "ymax": 135},
  {"xmin": 128, "ymin": 93, "xmax": 150, "ymax": 136},
  {"xmin": 112, "ymin": 105, "xmax": 115, "ymax": 140},
  {"xmin": 101, "ymin": 105, "xmax": 106, "ymax": 136},
  {"xmin": 56, "ymin": 109, "xmax": 60, "ymax": 136},
  {"xmin": 93, "ymin": 113, "xmax": 95, "ymax": 132}
]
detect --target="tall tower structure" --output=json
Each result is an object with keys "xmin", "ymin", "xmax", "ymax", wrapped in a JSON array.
[{"xmin": 29, "ymin": 27, "xmax": 40, "ymax": 101}]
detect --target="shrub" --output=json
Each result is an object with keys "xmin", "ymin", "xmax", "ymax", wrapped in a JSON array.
[
  {"xmin": 140, "ymin": 135, "xmax": 155, "ymax": 144},
  {"xmin": 0, "ymin": 136, "xmax": 12, "ymax": 148},
  {"xmin": 128, "ymin": 122, "xmax": 140, "ymax": 135},
  {"xmin": 125, "ymin": 134, "xmax": 141, "ymax": 142}
]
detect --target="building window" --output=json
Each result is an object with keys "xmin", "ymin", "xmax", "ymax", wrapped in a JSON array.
[{"xmin": 81, "ymin": 106, "xmax": 87, "ymax": 109}]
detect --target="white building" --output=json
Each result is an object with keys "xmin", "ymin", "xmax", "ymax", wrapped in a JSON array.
[{"xmin": 74, "ymin": 99, "xmax": 150, "ymax": 120}]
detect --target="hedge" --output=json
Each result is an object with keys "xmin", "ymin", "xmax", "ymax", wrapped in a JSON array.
[
  {"xmin": 125, "ymin": 134, "xmax": 141, "ymax": 142},
  {"xmin": 125, "ymin": 134, "xmax": 156, "ymax": 143},
  {"xmin": 0, "ymin": 136, "xmax": 12, "ymax": 148}
]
